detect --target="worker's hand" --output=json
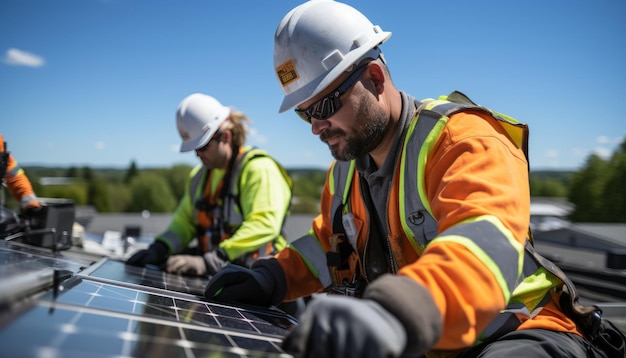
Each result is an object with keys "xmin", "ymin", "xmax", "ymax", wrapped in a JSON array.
[
  {"xmin": 126, "ymin": 241, "xmax": 169, "ymax": 267},
  {"xmin": 203, "ymin": 248, "xmax": 228, "ymax": 276},
  {"xmin": 282, "ymin": 295, "xmax": 407, "ymax": 358},
  {"xmin": 21, "ymin": 204, "xmax": 43, "ymax": 220},
  {"xmin": 205, "ymin": 264, "xmax": 277, "ymax": 306},
  {"xmin": 166, "ymin": 255, "xmax": 207, "ymax": 276}
]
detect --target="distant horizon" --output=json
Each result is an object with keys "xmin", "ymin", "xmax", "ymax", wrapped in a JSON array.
[{"xmin": 20, "ymin": 160, "xmax": 581, "ymax": 174}]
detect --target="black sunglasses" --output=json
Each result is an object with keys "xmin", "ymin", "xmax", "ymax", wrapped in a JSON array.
[
  {"xmin": 294, "ymin": 63, "xmax": 369, "ymax": 123},
  {"xmin": 196, "ymin": 132, "xmax": 221, "ymax": 152}
]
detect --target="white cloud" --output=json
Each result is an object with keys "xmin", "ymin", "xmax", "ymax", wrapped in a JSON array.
[
  {"xmin": 169, "ymin": 144, "xmax": 179, "ymax": 153},
  {"xmin": 593, "ymin": 146, "xmax": 612, "ymax": 159},
  {"xmin": 596, "ymin": 136, "xmax": 610, "ymax": 145},
  {"xmin": 2, "ymin": 48, "xmax": 45, "ymax": 67},
  {"xmin": 596, "ymin": 135, "xmax": 624, "ymax": 146},
  {"xmin": 95, "ymin": 141, "xmax": 106, "ymax": 150},
  {"xmin": 545, "ymin": 149, "xmax": 559, "ymax": 159}
]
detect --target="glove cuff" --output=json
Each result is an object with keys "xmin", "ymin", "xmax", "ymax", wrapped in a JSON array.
[
  {"xmin": 215, "ymin": 247, "xmax": 228, "ymax": 261},
  {"xmin": 151, "ymin": 240, "xmax": 170, "ymax": 258},
  {"xmin": 252, "ymin": 257, "xmax": 287, "ymax": 306},
  {"xmin": 363, "ymin": 274, "xmax": 443, "ymax": 357}
]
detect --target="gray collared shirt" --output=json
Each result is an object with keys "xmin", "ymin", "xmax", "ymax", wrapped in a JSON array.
[{"xmin": 355, "ymin": 91, "xmax": 417, "ymax": 242}]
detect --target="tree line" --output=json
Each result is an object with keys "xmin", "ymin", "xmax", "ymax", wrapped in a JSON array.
[
  {"xmin": 5, "ymin": 163, "xmax": 327, "ymax": 215},
  {"xmin": 4, "ymin": 138, "xmax": 625, "ymax": 222}
]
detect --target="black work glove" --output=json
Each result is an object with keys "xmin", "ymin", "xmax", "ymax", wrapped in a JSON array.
[
  {"xmin": 282, "ymin": 295, "xmax": 407, "ymax": 358},
  {"xmin": 21, "ymin": 205, "xmax": 44, "ymax": 227},
  {"xmin": 22, "ymin": 205, "xmax": 42, "ymax": 217},
  {"xmin": 126, "ymin": 240, "xmax": 169, "ymax": 267},
  {"xmin": 204, "ymin": 258, "xmax": 285, "ymax": 307}
]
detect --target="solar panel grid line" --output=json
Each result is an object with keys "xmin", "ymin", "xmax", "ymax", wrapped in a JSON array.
[
  {"xmin": 0, "ymin": 241, "xmax": 298, "ymax": 357},
  {"xmin": 6, "ymin": 302, "xmax": 290, "ymax": 357},
  {"xmin": 0, "ymin": 240, "xmax": 96, "ymax": 269},
  {"xmin": 78, "ymin": 258, "xmax": 211, "ymax": 296},
  {"xmin": 2, "ymin": 275, "xmax": 292, "ymax": 357},
  {"xmin": 56, "ymin": 274, "xmax": 293, "ymax": 338},
  {"xmin": 75, "ymin": 271, "xmax": 203, "ymax": 302},
  {"xmin": 36, "ymin": 299, "xmax": 285, "ymax": 343}
]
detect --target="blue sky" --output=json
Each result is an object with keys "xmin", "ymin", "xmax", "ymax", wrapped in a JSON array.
[{"xmin": 1, "ymin": 0, "xmax": 625, "ymax": 172}]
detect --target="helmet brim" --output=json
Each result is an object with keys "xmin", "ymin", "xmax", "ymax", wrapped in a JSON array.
[
  {"xmin": 179, "ymin": 105, "xmax": 230, "ymax": 152},
  {"xmin": 278, "ymin": 32, "xmax": 391, "ymax": 113}
]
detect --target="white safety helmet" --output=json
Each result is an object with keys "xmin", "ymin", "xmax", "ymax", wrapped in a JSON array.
[
  {"xmin": 176, "ymin": 93, "xmax": 230, "ymax": 152},
  {"xmin": 274, "ymin": 0, "xmax": 391, "ymax": 113}
]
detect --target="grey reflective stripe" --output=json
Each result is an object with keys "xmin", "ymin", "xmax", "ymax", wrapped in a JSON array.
[
  {"xmin": 330, "ymin": 161, "xmax": 353, "ymax": 218},
  {"xmin": 442, "ymin": 220, "xmax": 520, "ymax": 293},
  {"xmin": 160, "ymin": 230, "xmax": 183, "ymax": 253},
  {"xmin": 6, "ymin": 165, "xmax": 20, "ymax": 177},
  {"xmin": 401, "ymin": 109, "xmax": 441, "ymax": 248},
  {"xmin": 291, "ymin": 234, "xmax": 333, "ymax": 287},
  {"xmin": 224, "ymin": 151, "xmax": 247, "ymax": 227},
  {"xmin": 19, "ymin": 194, "xmax": 38, "ymax": 208},
  {"xmin": 224, "ymin": 148, "xmax": 276, "ymax": 228},
  {"xmin": 188, "ymin": 167, "xmax": 207, "ymax": 222},
  {"xmin": 432, "ymin": 101, "xmax": 466, "ymax": 116}
]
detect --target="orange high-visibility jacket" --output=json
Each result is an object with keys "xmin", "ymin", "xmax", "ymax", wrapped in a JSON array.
[
  {"xmin": 274, "ymin": 92, "xmax": 582, "ymax": 353},
  {"xmin": 0, "ymin": 133, "xmax": 40, "ymax": 210}
]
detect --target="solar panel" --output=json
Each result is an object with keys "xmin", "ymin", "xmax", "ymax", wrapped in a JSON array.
[
  {"xmin": 0, "ymin": 240, "xmax": 297, "ymax": 357},
  {"xmin": 80, "ymin": 259, "xmax": 210, "ymax": 296}
]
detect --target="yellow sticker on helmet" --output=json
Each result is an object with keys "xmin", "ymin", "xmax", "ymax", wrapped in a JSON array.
[{"xmin": 276, "ymin": 60, "xmax": 299, "ymax": 87}]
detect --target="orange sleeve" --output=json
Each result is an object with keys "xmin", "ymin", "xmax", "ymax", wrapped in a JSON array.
[
  {"xmin": 4, "ymin": 153, "xmax": 39, "ymax": 207},
  {"xmin": 398, "ymin": 110, "xmax": 531, "ymax": 349}
]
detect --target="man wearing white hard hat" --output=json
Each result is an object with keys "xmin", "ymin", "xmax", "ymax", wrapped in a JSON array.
[
  {"xmin": 205, "ymin": 1, "xmax": 612, "ymax": 357},
  {"xmin": 127, "ymin": 94, "xmax": 293, "ymax": 283}
]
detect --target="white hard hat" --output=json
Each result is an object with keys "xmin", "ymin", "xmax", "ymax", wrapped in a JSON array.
[
  {"xmin": 274, "ymin": 0, "xmax": 391, "ymax": 113},
  {"xmin": 176, "ymin": 93, "xmax": 230, "ymax": 152}
]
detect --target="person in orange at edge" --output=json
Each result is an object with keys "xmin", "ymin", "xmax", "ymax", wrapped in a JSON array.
[
  {"xmin": 202, "ymin": 1, "xmax": 613, "ymax": 358},
  {"xmin": 0, "ymin": 133, "xmax": 41, "ymax": 216}
]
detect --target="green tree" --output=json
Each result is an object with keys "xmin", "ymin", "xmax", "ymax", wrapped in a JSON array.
[
  {"xmin": 568, "ymin": 154, "xmax": 609, "ymax": 222},
  {"xmin": 82, "ymin": 166, "xmax": 93, "ymax": 181},
  {"xmin": 107, "ymin": 183, "xmax": 132, "ymax": 212},
  {"xmin": 290, "ymin": 196, "xmax": 320, "ymax": 214},
  {"xmin": 66, "ymin": 166, "xmax": 79, "ymax": 177},
  {"xmin": 530, "ymin": 176, "xmax": 567, "ymax": 197},
  {"xmin": 162, "ymin": 164, "xmax": 193, "ymax": 200},
  {"xmin": 88, "ymin": 180, "xmax": 113, "ymax": 212},
  {"xmin": 602, "ymin": 139, "xmax": 626, "ymax": 222},
  {"xmin": 40, "ymin": 184, "xmax": 88, "ymax": 205},
  {"xmin": 127, "ymin": 172, "xmax": 177, "ymax": 213},
  {"xmin": 125, "ymin": 160, "xmax": 139, "ymax": 184}
]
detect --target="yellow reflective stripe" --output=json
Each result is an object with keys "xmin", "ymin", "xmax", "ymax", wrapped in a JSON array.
[
  {"xmin": 343, "ymin": 161, "xmax": 356, "ymax": 208},
  {"xmin": 432, "ymin": 234, "xmax": 513, "ymax": 302},
  {"xmin": 328, "ymin": 161, "xmax": 337, "ymax": 196},
  {"xmin": 417, "ymin": 117, "xmax": 448, "ymax": 217},
  {"xmin": 423, "ymin": 99, "xmax": 449, "ymax": 111}
]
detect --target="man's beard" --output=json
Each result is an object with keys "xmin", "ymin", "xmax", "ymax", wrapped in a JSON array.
[{"xmin": 321, "ymin": 95, "xmax": 388, "ymax": 161}]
